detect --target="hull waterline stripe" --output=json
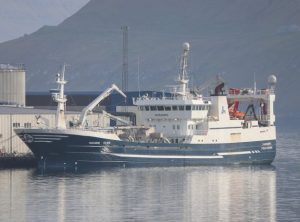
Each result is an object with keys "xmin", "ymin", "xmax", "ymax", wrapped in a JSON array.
[
  {"xmin": 66, "ymin": 152, "xmax": 103, "ymax": 154},
  {"xmin": 32, "ymin": 134, "xmax": 69, "ymax": 138},
  {"xmin": 32, "ymin": 137, "xmax": 62, "ymax": 140},
  {"xmin": 77, "ymin": 160, "xmax": 126, "ymax": 163},
  {"xmin": 33, "ymin": 141, "xmax": 53, "ymax": 143},
  {"xmin": 217, "ymin": 151, "xmax": 252, "ymax": 156},
  {"xmin": 105, "ymin": 153, "xmax": 223, "ymax": 159},
  {"xmin": 68, "ymin": 145, "xmax": 102, "ymax": 148}
]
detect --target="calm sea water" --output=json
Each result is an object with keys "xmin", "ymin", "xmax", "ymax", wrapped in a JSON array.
[{"xmin": 0, "ymin": 130, "xmax": 299, "ymax": 222}]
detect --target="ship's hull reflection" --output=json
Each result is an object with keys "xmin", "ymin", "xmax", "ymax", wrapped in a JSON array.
[{"xmin": 0, "ymin": 165, "xmax": 276, "ymax": 221}]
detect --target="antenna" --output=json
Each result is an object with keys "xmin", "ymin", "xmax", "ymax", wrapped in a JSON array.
[
  {"xmin": 53, "ymin": 64, "xmax": 67, "ymax": 129},
  {"xmin": 121, "ymin": 26, "xmax": 128, "ymax": 112},
  {"xmin": 177, "ymin": 42, "xmax": 190, "ymax": 98},
  {"xmin": 137, "ymin": 56, "xmax": 141, "ymax": 97},
  {"xmin": 121, "ymin": 26, "xmax": 128, "ymax": 93},
  {"xmin": 179, "ymin": 42, "xmax": 190, "ymax": 81},
  {"xmin": 254, "ymin": 72, "xmax": 257, "ymax": 94}
]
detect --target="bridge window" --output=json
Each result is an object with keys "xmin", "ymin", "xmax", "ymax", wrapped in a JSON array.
[
  {"xmin": 172, "ymin": 106, "xmax": 178, "ymax": 111},
  {"xmin": 12, "ymin": 123, "xmax": 20, "ymax": 128},
  {"xmin": 186, "ymin": 105, "xmax": 191, "ymax": 111},
  {"xmin": 140, "ymin": 106, "xmax": 144, "ymax": 111},
  {"xmin": 24, "ymin": 123, "xmax": 31, "ymax": 128},
  {"xmin": 150, "ymin": 106, "xmax": 157, "ymax": 111},
  {"xmin": 157, "ymin": 106, "xmax": 164, "ymax": 111},
  {"xmin": 145, "ymin": 106, "xmax": 150, "ymax": 111},
  {"xmin": 165, "ymin": 106, "xmax": 171, "ymax": 111},
  {"xmin": 179, "ymin": 106, "xmax": 184, "ymax": 111}
]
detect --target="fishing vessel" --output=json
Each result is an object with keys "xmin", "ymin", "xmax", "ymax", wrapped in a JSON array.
[{"xmin": 15, "ymin": 43, "xmax": 277, "ymax": 168}]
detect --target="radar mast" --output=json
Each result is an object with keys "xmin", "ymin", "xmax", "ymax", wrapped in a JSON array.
[{"xmin": 177, "ymin": 42, "xmax": 190, "ymax": 98}]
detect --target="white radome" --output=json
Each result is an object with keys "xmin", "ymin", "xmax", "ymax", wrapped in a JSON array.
[
  {"xmin": 268, "ymin": 75, "xmax": 277, "ymax": 85},
  {"xmin": 183, "ymin": 42, "xmax": 190, "ymax": 51}
]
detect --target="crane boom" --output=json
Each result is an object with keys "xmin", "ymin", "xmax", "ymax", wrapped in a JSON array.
[
  {"xmin": 78, "ymin": 84, "xmax": 126, "ymax": 127},
  {"xmin": 101, "ymin": 110, "xmax": 131, "ymax": 125}
]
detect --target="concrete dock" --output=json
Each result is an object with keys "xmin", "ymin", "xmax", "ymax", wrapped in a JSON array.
[{"xmin": 0, "ymin": 153, "xmax": 36, "ymax": 168}]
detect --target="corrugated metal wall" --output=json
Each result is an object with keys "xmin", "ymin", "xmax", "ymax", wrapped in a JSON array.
[
  {"xmin": 0, "ymin": 67, "xmax": 25, "ymax": 106},
  {"xmin": 0, "ymin": 113, "xmax": 110, "ymax": 154}
]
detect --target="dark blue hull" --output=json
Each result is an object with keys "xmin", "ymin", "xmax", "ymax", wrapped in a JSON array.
[{"xmin": 15, "ymin": 130, "xmax": 276, "ymax": 169}]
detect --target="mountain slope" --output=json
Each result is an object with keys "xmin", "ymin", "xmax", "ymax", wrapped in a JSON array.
[
  {"xmin": 0, "ymin": 0, "xmax": 299, "ymax": 116},
  {"xmin": 0, "ymin": 0, "xmax": 89, "ymax": 42}
]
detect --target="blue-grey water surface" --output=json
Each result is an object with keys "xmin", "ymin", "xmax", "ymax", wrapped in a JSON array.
[{"xmin": 0, "ymin": 130, "xmax": 299, "ymax": 222}]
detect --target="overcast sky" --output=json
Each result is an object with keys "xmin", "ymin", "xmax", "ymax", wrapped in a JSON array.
[{"xmin": 0, "ymin": 0, "xmax": 89, "ymax": 43}]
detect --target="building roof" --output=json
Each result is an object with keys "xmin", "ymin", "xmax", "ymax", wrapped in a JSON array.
[{"xmin": 0, "ymin": 64, "xmax": 25, "ymax": 71}]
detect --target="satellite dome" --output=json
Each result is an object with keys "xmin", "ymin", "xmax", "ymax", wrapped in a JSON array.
[
  {"xmin": 183, "ymin": 42, "xmax": 190, "ymax": 51},
  {"xmin": 268, "ymin": 75, "xmax": 277, "ymax": 85}
]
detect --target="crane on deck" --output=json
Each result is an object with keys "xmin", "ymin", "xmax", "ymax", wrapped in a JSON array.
[{"xmin": 77, "ymin": 84, "xmax": 128, "ymax": 128}]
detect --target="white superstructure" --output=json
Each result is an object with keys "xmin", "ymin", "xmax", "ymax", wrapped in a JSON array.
[{"xmin": 134, "ymin": 43, "xmax": 276, "ymax": 145}]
